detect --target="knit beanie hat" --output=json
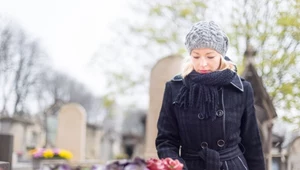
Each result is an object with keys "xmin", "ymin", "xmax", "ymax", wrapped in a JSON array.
[{"xmin": 185, "ymin": 21, "xmax": 229, "ymax": 56}]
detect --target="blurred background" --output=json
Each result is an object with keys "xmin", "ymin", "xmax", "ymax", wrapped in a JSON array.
[{"xmin": 0, "ymin": 0, "xmax": 299, "ymax": 170}]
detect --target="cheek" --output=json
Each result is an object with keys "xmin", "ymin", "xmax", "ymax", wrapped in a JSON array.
[
  {"xmin": 191, "ymin": 59, "xmax": 198, "ymax": 67},
  {"xmin": 211, "ymin": 58, "xmax": 221, "ymax": 69}
]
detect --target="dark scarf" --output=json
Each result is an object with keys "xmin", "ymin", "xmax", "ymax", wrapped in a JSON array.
[{"xmin": 175, "ymin": 69, "xmax": 236, "ymax": 120}]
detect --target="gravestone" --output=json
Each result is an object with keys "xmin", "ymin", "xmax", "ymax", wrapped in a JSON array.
[
  {"xmin": 288, "ymin": 137, "xmax": 300, "ymax": 170},
  {"xmin": 56, "ymin": 103, "xmax": 86, "ymax": 162},
  {"xmin": 0, "ymin": 162, "xmax": 9, "ymax": 170},
  {"xmin": 0, "ymin": 134, "xmax": 13, "ymax": 170},
  {"xmin": 144, "ymin": 55, "xmax": 183, "ymax": 158}
]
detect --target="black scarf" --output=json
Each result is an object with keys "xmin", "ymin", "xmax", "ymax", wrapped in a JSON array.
[{"xmin": 175, "ymin": 69, "xmax": 236, "ymax": 120}]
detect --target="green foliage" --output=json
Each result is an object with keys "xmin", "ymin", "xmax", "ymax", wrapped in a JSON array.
[
  {"xmin": 95, "ymin": 0, "xmax": 209, "ymax": 106},
  {"xmin": 228, "ymin": 0, "xmax": 300, "ymax": 125},
  {"xmin": 282, "ymin": 115, "xmax": 300, "ymax": 128},
  {"xmin": 102, "ymin": 94, "xmax": 115, "ymax": 109},
  {"xmin": 114, "ymin": 153, "xmax": 129, "ymax": 160},
  {"xmin": 128, "ymin": 0, "xmax": 208, "ymax": 55},
  {"xmin": 99, "ymin": 0, "xmax": 300, "ymax": 127}
]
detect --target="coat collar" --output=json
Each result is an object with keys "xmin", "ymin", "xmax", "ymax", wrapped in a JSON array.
[
  {"xmin": 230, "ymin": 75, "xmax": 244, "ymax": 92},
  {"xmin": 172, "ymin": 73, "xmax": 244, "ymax": 92}
]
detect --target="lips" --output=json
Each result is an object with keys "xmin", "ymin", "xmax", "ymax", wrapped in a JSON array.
[{"xmin": 199, "ymin": 70, "xmax": 210, "ymax": 73}]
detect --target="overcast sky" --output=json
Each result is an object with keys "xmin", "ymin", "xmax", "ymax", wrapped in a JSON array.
[{"xmin": 0, "ymin": 0, "xmax": 130, "ymax": 96}]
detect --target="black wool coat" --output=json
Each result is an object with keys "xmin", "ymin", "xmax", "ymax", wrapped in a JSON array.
[{"xmin": 155, "ymin": 74, "xmax": 265, "ymax": 170}]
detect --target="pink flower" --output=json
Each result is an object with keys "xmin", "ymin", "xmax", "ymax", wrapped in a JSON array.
[
  {"xmin": 162, "ymin": 158, "xmax": 183, "ymax": 170},
  {"xmin": 53, "ymin": 148, "xmax": 60, "ymax": 154},
  {"xmin": 146, "ymin": 158, "xmax": 165, "ymax": 170},
  {"xmin": 146, "ymin": 158, "xmax": 183, "ymax": 170},
  {"xmin": 32, "ymin": 148, "xmax": 44, "ymax": 158}
]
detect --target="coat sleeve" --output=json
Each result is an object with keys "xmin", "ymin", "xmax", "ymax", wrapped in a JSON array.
[
  {"xmin": 240, "ymin": 81, "xmax": 266, "ymax": 170},
  {"xmin": 155, "ymin": 82, "xmax": 187, "ymax": 169}
]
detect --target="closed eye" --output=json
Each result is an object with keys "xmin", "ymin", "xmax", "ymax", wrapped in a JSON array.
[{"xmin": 207, "ymin": 56, "xmax": 215, "ymax": 59}]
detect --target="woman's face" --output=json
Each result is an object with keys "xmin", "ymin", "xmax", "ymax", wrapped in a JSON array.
[{"xmin": 190, "ymin": 48, "xmax": 222, "ymax": 74}]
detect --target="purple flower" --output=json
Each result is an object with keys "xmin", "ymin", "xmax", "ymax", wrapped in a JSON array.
[
  {"xmin": 91, "ymin": 165, "xmax": 106, "ymax": 170},
  {"xmin": 91, "ymin": 165, "xmax": 100, "ymax": 170},
  {"xmin": 58, "ymin": 164, "xmax": 72, "ymax": 170},
  {"xmin": 104, "ymin": 158, "xmax": 148, "ymax": 170},
  {"xmin": 33, "ymin": 148, "xmax": 44, "ymax": 158},
  {"xmin": 124, "ymin": 164, "xmax": 148, "ymax": 170},
  {"xmin": 53, "ymin": 148, "xmax": 60, "ymax": 155}
]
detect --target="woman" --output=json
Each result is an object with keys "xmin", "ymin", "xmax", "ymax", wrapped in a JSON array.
[{"xmin": 155, "ymin": 21, "xmax": 265, "ymax": 170}]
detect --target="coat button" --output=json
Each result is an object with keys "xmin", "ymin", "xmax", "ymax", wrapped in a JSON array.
[
  {"xmin": 201, "ymin": 142, "xmax": 208, "ymax": 149},
  {"xmin": 216, "ymin": 110, "xmax": 224, "ymax": 117},
  {"xmin": 217, "ymin": 139, "xmax": 225, "ymax": 147},
  {"xmin": 198, "ymin": 113, "xmax": 204, "ymax": 120}
]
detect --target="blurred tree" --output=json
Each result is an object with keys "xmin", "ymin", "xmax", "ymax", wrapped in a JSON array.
[
  {"xmin": 96, "ymin": 0, "xmax": 300, "ymax": 126},
  {"xmin": 0, "ymin": 24, "xmax": 15, "ymax": 114},
  {"xmin": 0, "ymin": 16, "xmax": 106, "ymax": 146},
  {"xmin": 13, "ymin": 32, "xmax": 46, "ymax": 115},
  {"xmin": 35, "ymin": 70, "xmax": 104, "ymax": 147},
  {"xmin": 128, "ymin": 1, "xmax": 208, "ymax": 55},
  {"xmin": 228, "ymin": 0, "xmax": 300, "ymax": 124},
  {"xmin": 93, "ymin": 0, "xmax": 208, "ymax": 107},
  {"xmin": 36, "ymin": 70, "xmax": 102, "ymax": 117},
  {"xmin": 0, "ymin": 20, "xmax": 47, "ymax": 116}
]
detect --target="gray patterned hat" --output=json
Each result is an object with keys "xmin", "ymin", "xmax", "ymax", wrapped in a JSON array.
[{"xmin": 185, "ymin": 21, "xmax": 229, "ymax": 56}]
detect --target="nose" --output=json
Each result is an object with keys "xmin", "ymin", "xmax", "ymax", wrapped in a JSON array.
[{"xmin": 200, "ymin": 58, "xmax": 208, "ymax": 67}]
